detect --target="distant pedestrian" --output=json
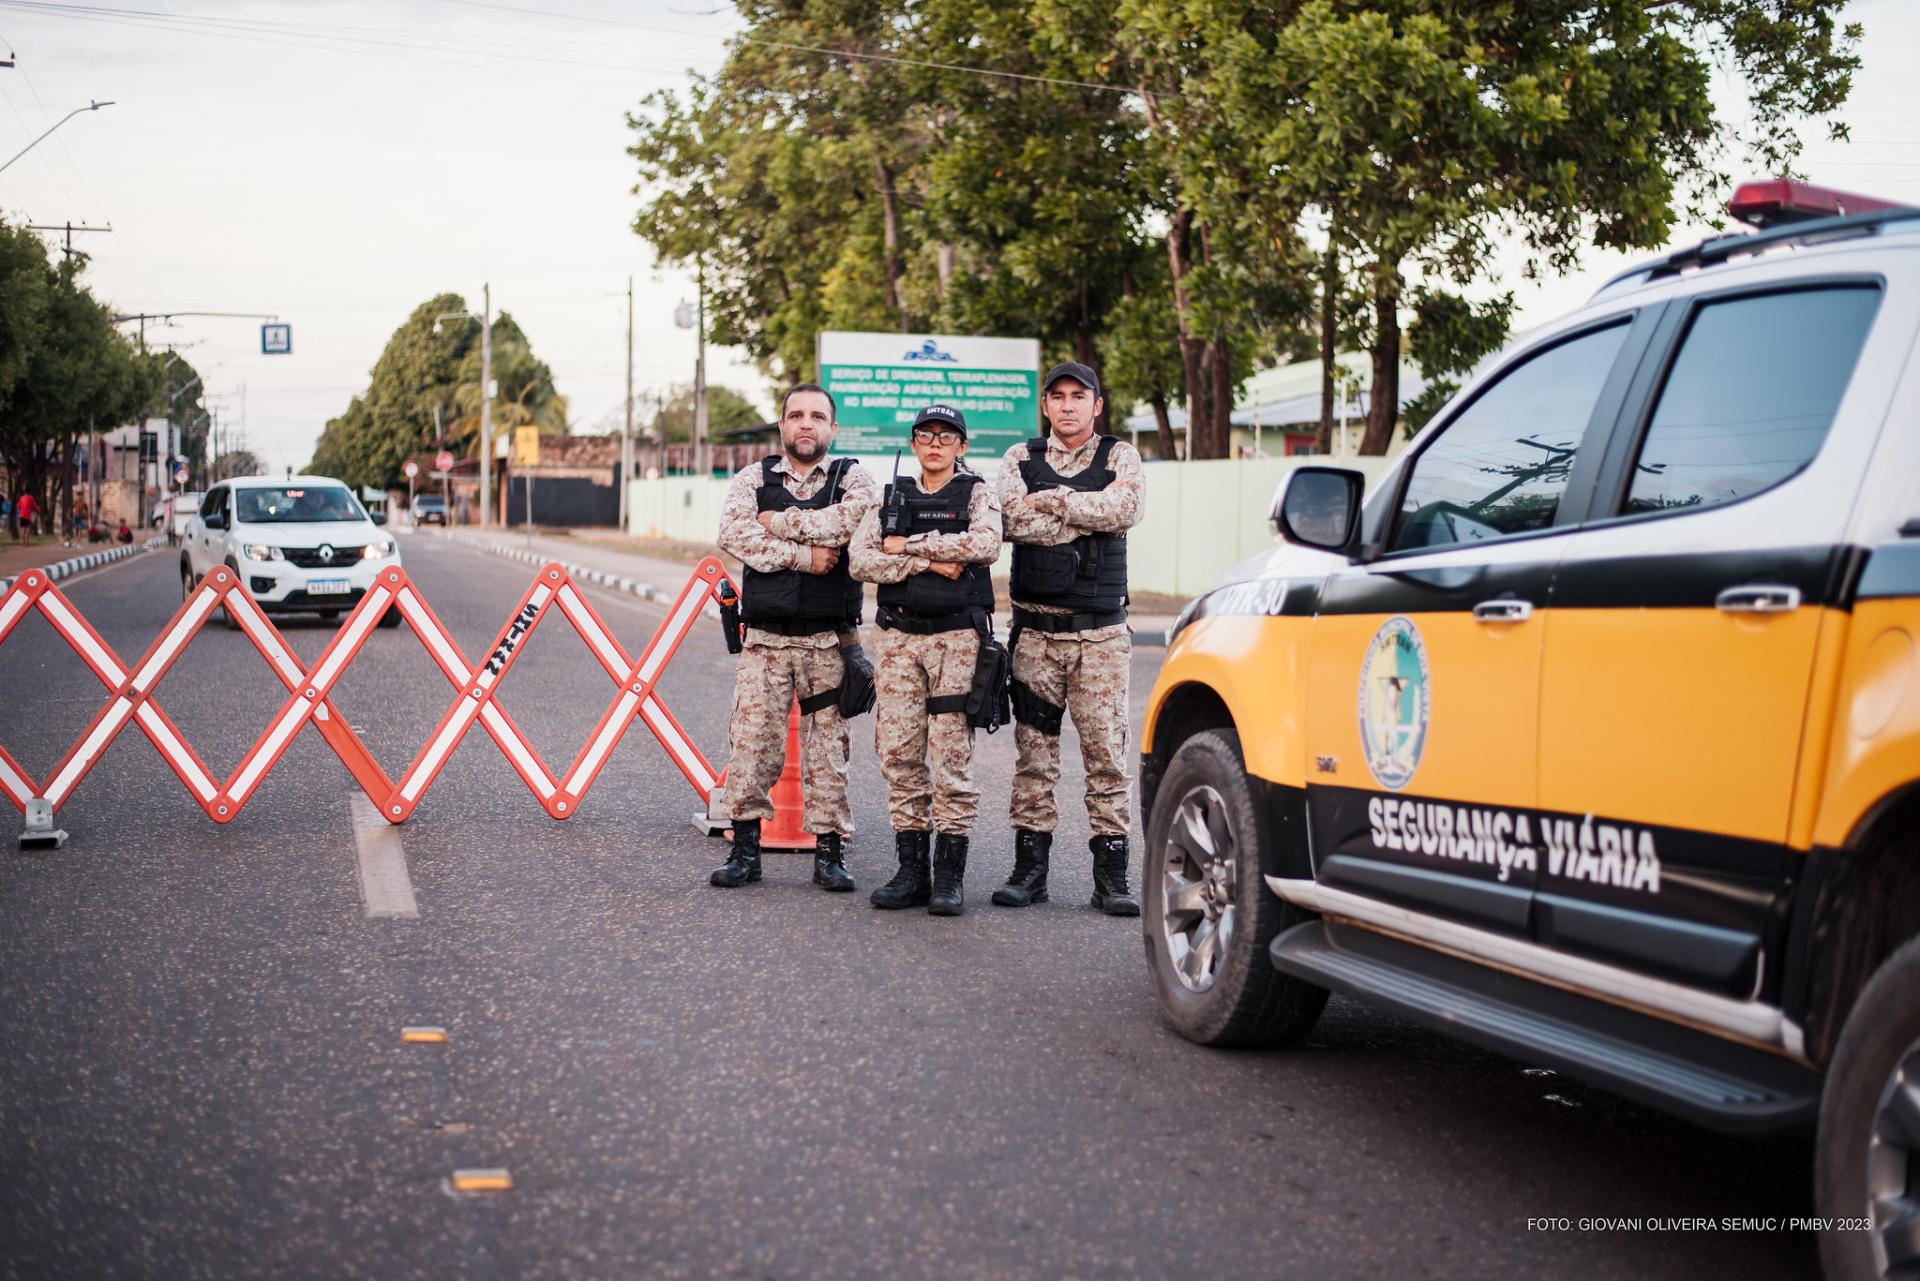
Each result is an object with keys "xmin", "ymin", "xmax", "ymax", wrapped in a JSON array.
[
  {"xmin": 16, "ymin": 491, "xmax": 38, "ymax": 546},
  {"xmin": 116, "ymin": 517, "xmax": 132, "ymax": 545}
]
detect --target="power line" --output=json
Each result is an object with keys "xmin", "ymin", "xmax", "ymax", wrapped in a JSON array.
[{"xmin": 431, "ymin": 0, "xmax": 1140, "ymax": 95}]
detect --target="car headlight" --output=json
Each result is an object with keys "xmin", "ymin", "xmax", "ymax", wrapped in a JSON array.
[
  {"xmin": 362, "ymin": 539, "xmax": 395, "ymax": 560},
  {"xmin": 243, "ymin": 543, "xmax": 284, "ymax": 562}
]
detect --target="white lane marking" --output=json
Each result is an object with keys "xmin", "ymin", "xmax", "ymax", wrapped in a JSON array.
[{"xmin": 349, "ymin": 791, "xmax": 418, "ymax": 918}]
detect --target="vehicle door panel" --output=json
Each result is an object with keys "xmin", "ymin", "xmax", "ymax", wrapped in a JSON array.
[
  {"xmin": 1303, "ymin": 317, "xmax": 1645, "ymax": 938},
  {"xmin": 1535, "ymin": 282, "xmax": 1887, "ymax": 997}
]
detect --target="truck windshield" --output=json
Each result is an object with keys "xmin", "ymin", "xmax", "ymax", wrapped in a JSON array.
[{"xmin": 235, "ymin": 487, "xmax": 362, "ymax": 523}]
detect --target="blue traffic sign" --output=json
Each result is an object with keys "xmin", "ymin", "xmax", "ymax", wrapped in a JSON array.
[{"xmin": 261, "ymin": 322, "xmax": 292, "ymax": 355}]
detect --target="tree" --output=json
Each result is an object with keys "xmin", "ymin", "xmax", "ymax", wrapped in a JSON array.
[
  {"xmin": 0, "ymin": 232, "xmax": 150, "ymax": 518},
  {"xmin": 1247, "ymin": 0, "xmax": 1862, "ymax": 452},
  {"xmin": 308, "ymin": 296, "xmax": 566, "ymax": 488},
  {"xmin": 650, "ymin": 384, "xmax": 763, "ymax": 444},
  {"xmin": 1401, "ymin": 288, "xmax": 1513, "ymax": 434}
]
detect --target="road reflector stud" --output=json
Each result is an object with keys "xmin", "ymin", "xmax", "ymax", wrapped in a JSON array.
[
  {"xmin": 451, "ymin": 1169, "xmax": 512, "ymax": 1193},
  {"xmin": 401, "ymin": 1026, "xmax": 447, "ymax": 1044}
]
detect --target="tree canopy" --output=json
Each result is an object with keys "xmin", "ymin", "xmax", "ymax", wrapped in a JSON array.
[
  {"xmin": 630, "ymin": 0, "xmax": 1860, "ymax": 456},
  {"xmin": 0, "ymin": 219, "xmax": 152, "ymax": 506},
  {"xmin": 308, "ymin": 295, "xmax": 567, "ymax": 488}
]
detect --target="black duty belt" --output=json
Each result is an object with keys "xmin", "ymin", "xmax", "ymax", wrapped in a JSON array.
[
  {"xmin": 875, "ymin": 604, "xmax": 978, "ymax": 635},
  {"xmin": 1011, "ymin": 606, "xmax": 1127, "ymax": 634},
  {"xmin": 747, "ymin": 617, "xmax": 842, "ymax": 637}
]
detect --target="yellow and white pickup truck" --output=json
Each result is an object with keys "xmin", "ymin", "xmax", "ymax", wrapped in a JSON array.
[{"xmin": 1137, "ymin": 181, "xmax": 1920, "ymax": 1281}]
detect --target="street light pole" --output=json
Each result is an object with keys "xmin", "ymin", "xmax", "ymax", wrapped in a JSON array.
[
  {"xmin": 434, "ymin": 287, "xmax": 494, "ymax": 529},
  {"xmin": 622, "ymin": 275, "xmax": 633, "ymax": 530},
  {"xmin": 481, "ymin": 282, "xmax": 493, "ymax": 530},
  {"xmin": 694, "ymin": 256, "xmax": 709, "ymax": 477},
  {"xmin": 0, "ymin": 100, "xmax": 113, "ymax": 176}
]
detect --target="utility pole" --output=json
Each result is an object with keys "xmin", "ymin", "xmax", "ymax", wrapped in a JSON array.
[
  {"xmin": 27, "ymin": 222, "xmax": 110, "ymax": 261},
  {"xmin": 694, "ymin": 256, "xmax": 709, "ymax": 477},
  {"xmin": 480, "ymin": 282, "xmax": 494, "ymax": 530},
  {"xmin": 621, "ymin": 275, "xmax": 634, "ymax": 531}
]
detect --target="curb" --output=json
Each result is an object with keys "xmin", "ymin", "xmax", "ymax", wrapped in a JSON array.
[
  {"xmin": 1132, "ymin": 630, "xmax": 1169, "ymax": 648},
  {"xmin": 435, "ymin": 531, "xmax": 717, "ymax": 615},
  {"xmin": 0, "ymin": 536, "xmax": 165, "ymax": 595}
]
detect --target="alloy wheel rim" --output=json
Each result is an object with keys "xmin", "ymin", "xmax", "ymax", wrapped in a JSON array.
[
  {"xmin": 1867, "ymin": 1035, "xmax": 1920, "ymax": 1279},
  {"xmin": 1161, "ymin": 784, "xmax": 1236, "ymax": 993}
]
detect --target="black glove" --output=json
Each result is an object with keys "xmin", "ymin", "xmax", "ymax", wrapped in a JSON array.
[{"xmin": 837, "ymin": 642, "xmax": 877, "ymax": 718}]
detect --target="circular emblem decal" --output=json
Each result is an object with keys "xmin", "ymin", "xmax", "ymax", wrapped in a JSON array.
[
  {"xmin": 318, "ymin": 544, "xmax": 335, "ymax": 563},
  {"xmin": 1357, "ymin": 616, "xmax": 1430, "ymax": 790}
]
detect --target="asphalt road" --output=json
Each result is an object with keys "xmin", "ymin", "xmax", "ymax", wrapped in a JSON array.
[{"xmin": 0, "ymin": 535, "xmax": 1820, "ymax": 1280}]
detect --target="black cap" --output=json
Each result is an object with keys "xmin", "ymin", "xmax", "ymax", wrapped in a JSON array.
[
  {"xmin": 911, "ymin": 403, "xmax": 967, "ymax": 438},
  {"xmin": 1043, "ymin": 360, "xmax": 1101, "ymax": 396}
]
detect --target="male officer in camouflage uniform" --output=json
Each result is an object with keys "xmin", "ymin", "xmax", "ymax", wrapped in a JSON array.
[
  {"xmin": 849, "ymin": 404, "xmax": 1002, "ymax": 916},
  {"xmin": 709, "ymin": 383, "xmax": 875, "ymax": 892},
  {"xmin": 995, "ymin": 361, "xmax": 1145, "ymax": 915}
]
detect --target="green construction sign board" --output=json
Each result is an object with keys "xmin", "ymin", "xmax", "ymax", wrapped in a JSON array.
[{"xmin": 817, "ymin": 331, "xmax": 1041, "ymax": 459}]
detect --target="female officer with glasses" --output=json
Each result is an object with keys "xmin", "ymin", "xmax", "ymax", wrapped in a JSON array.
[{"xmin": 849, "ymin": 404, "xmax": 1002, "ymax": 917}]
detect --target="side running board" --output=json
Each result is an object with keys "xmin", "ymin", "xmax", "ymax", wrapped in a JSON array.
[{"xmin": 1269, "ymin": 920, "xmax": 1822, "ymax": 1135}]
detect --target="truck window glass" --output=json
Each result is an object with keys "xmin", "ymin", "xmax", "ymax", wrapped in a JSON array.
[
  {"xmin": 1624, "ymin": 286, "xmax": 1880, "ymax": 516},
  {"xmin": 1390, "ymin": 321, "xmax": 1629, "ymax": 553}
]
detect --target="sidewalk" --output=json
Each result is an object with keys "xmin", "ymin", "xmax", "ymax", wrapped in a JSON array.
[
  {"xmin": 0, "ymin": 536, "xmax": 162, "ymax": 594},
  {"xmin": 429, "ymin": 526, "xmax": 1180, "ymax": 645}
]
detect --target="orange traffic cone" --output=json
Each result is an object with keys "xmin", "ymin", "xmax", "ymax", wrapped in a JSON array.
[{"xmin": 758, "ymin": 696, "xmax": 817, "ymax": 852}]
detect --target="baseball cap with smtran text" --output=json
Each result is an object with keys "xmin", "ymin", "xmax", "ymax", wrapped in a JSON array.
[{"xmin": 911, "ymin": 403, "xmax": 968, "ymax": 438}]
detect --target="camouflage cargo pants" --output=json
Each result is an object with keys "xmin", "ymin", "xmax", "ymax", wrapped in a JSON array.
[
  {"xmin": 872, "ymin": 624, "xmax": 980, "ymax": 834},
  {"xmin": 1009, "ymin": 629, "xmax": 1132, "ymax": 837},
  {"xmin": 719, "ymin": 640, "xmax": 853, "ymax": 836}
]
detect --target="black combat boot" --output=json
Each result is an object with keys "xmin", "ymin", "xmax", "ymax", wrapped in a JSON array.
[
  {"xmin": 991, "ymin": 829, "xmax": 1051, "ymax": 907},
  {"xmin": 1090, "ymin": 835, "xmax": 1140, "ymax": 916},
  {"xmin": 812, "ymin": 831, "xmax": 855, "ymax": 893},
  {"xmin": 929, "ymin": 832, "xmax": 969, "ymax": 917},
  {"xmin": 870, "ymin": 830, "xmax": 931, "ymax": 909},
  {"xmin": 710, "ymin": 818, "xmax": 763, "ymax": 887}
]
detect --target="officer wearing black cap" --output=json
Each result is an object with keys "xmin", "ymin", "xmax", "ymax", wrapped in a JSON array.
[
  {"xmin": 994, "ymin": 360, "xmax": 1145, "ymax": 915},
  {"xmin": 849, "ymin": 402, "xmax": 1003, "ymax": 916}
]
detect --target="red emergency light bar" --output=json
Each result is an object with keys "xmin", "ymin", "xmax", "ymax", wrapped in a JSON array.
[{"xmin": 1728, "ymin": 178, "xmax": 1909, "ymax": 229}]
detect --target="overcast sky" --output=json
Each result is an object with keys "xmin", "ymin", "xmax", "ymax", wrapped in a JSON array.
[{"xmin": 0, "ymin": 0, "xmax": 1914, "ymax": 477}]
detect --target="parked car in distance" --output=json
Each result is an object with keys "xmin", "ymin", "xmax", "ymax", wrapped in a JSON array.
[
  {"xmin": 169, "ymin": 492, "xmax": 203, "ymax": 539},
  {"xmin": 411, "ymin": 493, "xmax": 448, "ymax": 525}
]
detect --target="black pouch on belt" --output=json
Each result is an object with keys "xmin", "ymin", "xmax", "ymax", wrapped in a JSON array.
[
  {"xmin": 1005, "ymin": 623, "xmax": 1064, "ymax": 735},
  {"xmin": 836, "ymin": 642, "xmax": 876, "ymax": 718},
  {"xmin": 928, "ymin": 612, "xmax": 1011, "ymax": 733},
  {"xmin": 716, "ymin": 579, "xmax": 744, "ymax": 655}
]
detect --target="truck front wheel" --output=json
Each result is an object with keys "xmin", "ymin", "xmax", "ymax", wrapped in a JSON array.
[{"xmin": 1143, "ymin": 728, "xmax": 1328, "ymax": 1048}]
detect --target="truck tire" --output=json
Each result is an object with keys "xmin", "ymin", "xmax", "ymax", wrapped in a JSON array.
[
  {"xmin": 1143, "ymin": 728, "xmax": 1328, "ymax": 1048},
  {"xmin": 1817, "ymin": 932, "xmax": 1920, "ymax": 1281}
]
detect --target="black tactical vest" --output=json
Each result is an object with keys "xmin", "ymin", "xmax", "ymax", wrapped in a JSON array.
[
  {"xmin": 875, "ymin": 473, "xmax": 995, "ymax": 622},
  {"xmin": 739, "ymin": 456, "xmax": 864, "ymax": 630},
  {"xmin": 1010, "ymin": 434, "xmax": 1129, "ymax": 612}
]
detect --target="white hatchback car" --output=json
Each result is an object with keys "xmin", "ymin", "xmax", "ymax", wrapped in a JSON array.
[{"xmin": 182, "ymin": 475, "xmax": 402, "ymax": 625}]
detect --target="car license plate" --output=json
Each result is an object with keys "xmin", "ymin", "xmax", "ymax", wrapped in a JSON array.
[{"xmin": 309, "ymin": 579, "xmax": 350, "ymax": 596}]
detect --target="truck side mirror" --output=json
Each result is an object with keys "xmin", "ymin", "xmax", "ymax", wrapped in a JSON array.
[{"xmin": 1271, "ymin": 467, "xmax": 1364, "ymax": 553}]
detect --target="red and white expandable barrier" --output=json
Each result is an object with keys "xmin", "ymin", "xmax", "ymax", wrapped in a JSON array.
[{"xmin": 0, "ymin": 557, "xmax": 735, "ymax": 843}]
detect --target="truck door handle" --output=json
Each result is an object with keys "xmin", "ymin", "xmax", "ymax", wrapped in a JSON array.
[
  {"xmin": 1472, "ymin": 599, "xmax": 1533, "ymax": 624},
  {"xmin": 1715, "ymin": 585, "xmax": 1801, "ymax": 615}
]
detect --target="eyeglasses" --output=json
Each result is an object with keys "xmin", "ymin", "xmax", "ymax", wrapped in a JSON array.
[{"xmin": 911, "ymin": 428, "xmax": 962, "ymax": 446}]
